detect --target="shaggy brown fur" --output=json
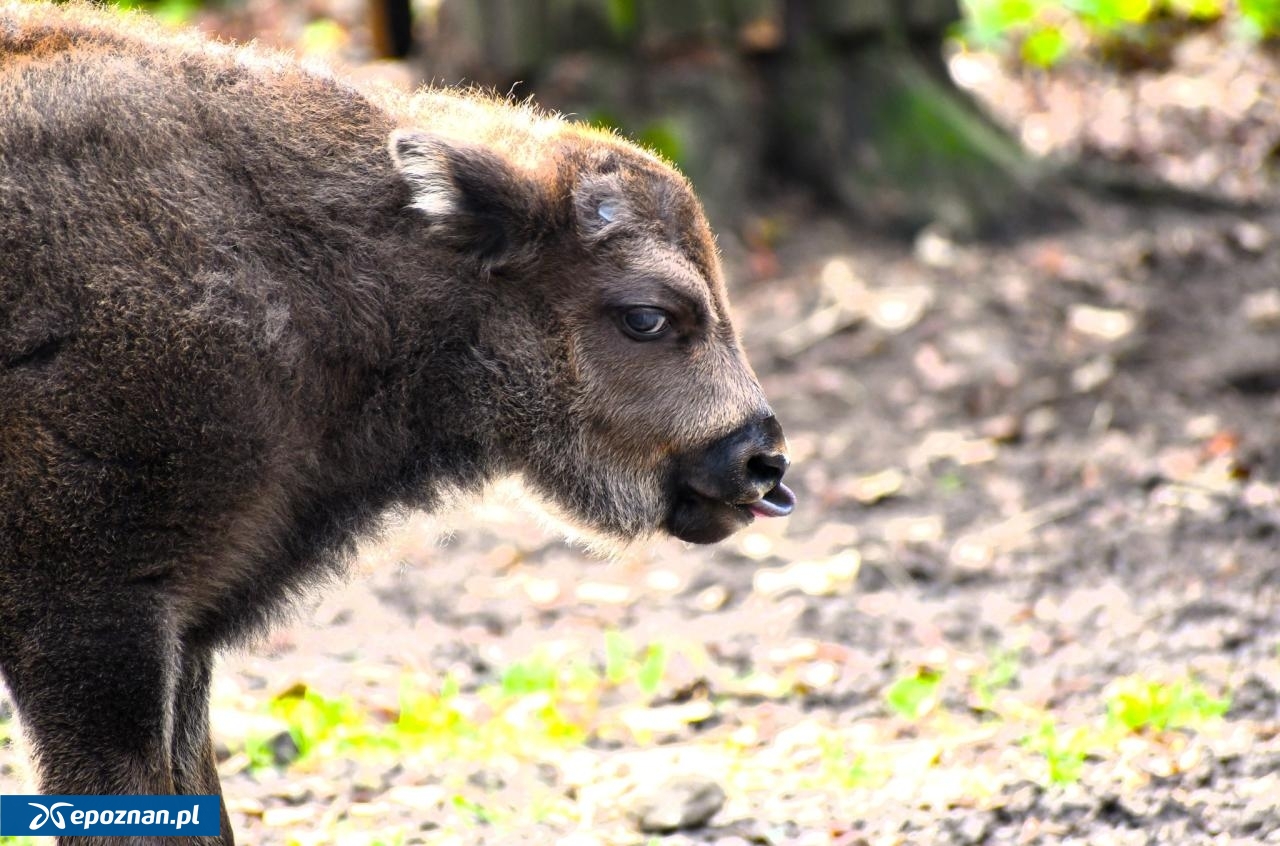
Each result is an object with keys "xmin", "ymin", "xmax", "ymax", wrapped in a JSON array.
[{"xmin": 0, "ymin": 3, "xmax": 792, "ymax": 843}]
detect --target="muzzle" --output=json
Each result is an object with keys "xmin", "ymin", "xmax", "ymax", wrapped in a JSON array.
[{"xmin": 666, "ymin": 414, "xmax": 796, "ymax": 544}]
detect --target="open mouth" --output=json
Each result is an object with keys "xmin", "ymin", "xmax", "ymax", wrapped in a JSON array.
[
  {"xmin": 743, "ymin": 482, "xmax": 796, "ymax": 519},
  {"xmin": 667, "ymin": 482, "xmax": 797, "ymax": 544}
]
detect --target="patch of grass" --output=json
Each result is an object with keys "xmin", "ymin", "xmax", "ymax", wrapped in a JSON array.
[
  {"xmin": 1024, "ymin": 719, "xmax": 1093, "ymax": 785},
  {"xmin": 603, "ymin": 631, "xmax": 670, "ymax": 696},
  {"xmin": 1104, "ymin": 676, "xmax": 1230, "ymax": 733},
  {"xmin": 816, "ymin": 735, "xmax": 891, "ymax": 790},
  {"xmin": 242, "ymin": 634, "xmax": 679, "ymax": 772},
  {"xmin": 1020, "ymin": 676, "xmax": 1230, "ymax": 785},
  {"xmin": 885, "ymin": 667, "xmax": 945, "ymax": 720},
  {"xmin": 450, "ymin": 794, "xmax": 500, "ymax": 826},
  {"xmin": 268, "ymin": 685, "xmax": 381, "ymax": 759},
  {"xmin": 970, "ymin": 649, "xmax": 1021, "ymax": 712}
]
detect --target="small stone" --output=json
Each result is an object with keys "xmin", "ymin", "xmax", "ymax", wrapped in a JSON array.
[
  {"xmin": 620, "ymin": 699, "xmax": 715, "ymax": 736},
  {"xmin": 261, "ymin": 805, "xmax": 314, "ymax": 827},
  {"xmin": 915, "ymin": 227, "xmax": 959, "ymax": 268},
  {"xmin": 692, "ymin": 584, "xmax": 729, "ymax": 612},
  {"xmin": 869, "ymin": 286, "xmax": 934, "ymax": 333},
  {"xmin": 1071, "ymin": 355, "xmax": 1115, "ymax": 393},
  {"xmin": 1232, "ymin": 221, "xmax": 1271, "ymax": 254},
  {"xmin": 646, "ymin": 568, "xmax": 683, "ymax": 592},
  {"xmin": 952, "ymin": 813, "xmax": 991, "ymax": 845},
  {"xmin": 997, "ymin": 781, "xmax": 1041, "ymax": 816},
  {"xmin": 629, "ymin": 775, "xmax": 727, "ymax": 833},
  {"xmin": 225, "ymin": 797, "xmax": 264, "ymax": 818},
  {"xmin": 1068, "ymin": 303, "xmax": 1136, "ymax": 342},
  {"xmin": 1023, "ymin": 407, "xmax": 1058, "ymax": 439},
  {"xmin": 752, "ymin": 551, "xmax": 861, "ymax": 597},
  {"xmin": 523, "ymin": 576, "xmax": 561, "ymax": 605},
  {"xmin": 1238, "ymin": 796, "xmax": 1280, "ymax": 836},
  {"xmin": 471, "ymin": 767, "xmax": 504, "ymax": 793},
  {"xmin": 266, "ymin": 730, "xmax": 301, "ymax": 767},
  {"xmin": 980, "ymin": 413, "xmax": 1021, "ymax": 441},
  {"xmin": 268, "ymin": 779, "xmax": 310, "ymax": 804},
  {"xmin": 1242, "ymin": 289, "xmax": 1280, "ymax": 328},
  {"xmin": 386, "ymin": 784, "xmax": 446, "ymax": 808},
  {"xmin": 574, "ymin": 581, "xmax": 632, "ymax": 605},
  {"xmin": 842, "ymin": 468, "xmax": 907, "ymax": 505}
]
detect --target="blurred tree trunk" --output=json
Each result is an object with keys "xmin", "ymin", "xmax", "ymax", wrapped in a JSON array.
[
  {"xmin": 411, "ymin": 0, "xmax": 1064, "ymax": 236},
  {"xmin": 769, "ymin": 0, "xmax": 1062, "ymax": 236}
]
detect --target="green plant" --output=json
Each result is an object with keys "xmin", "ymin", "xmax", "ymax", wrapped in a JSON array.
[
  {"xmin": 1240, "ymin": 0, "xmax": 1280, "ymax": 37},
  {"xmin": 1024, "ymin": 719, "xmax": 1092, "ymax": 784},
  {"xmin": 885, "ymin": 667, "xmax": 945, "ymax": 720},
  {"xmin": 817, "ymin": 735, "xmax": 891, "ymax": 789},
  {"xmin": 266, "ymin": 686, "xmax": 393, "ymax": 761},
  {"xmin": 959, "ymin": 0, "xmax": 1275, "ymax": 69},
  {"xmin": 1104, "ymin": 676, "xmax": 1230, "ymax": 733},
  {"xmin": 451, "ymin": 794, "xmax": 500, "ymax": 826},
  {"xmin": 241, "ymin": 644, "xmax": 658, "ymax": 772},
  {"xmin": 971, "ymin": 649, "xmax": 1021, "ymax": 711},
  {"xmin": 603, "ymin": 631, "xmax": 670, "ymax": 696}
]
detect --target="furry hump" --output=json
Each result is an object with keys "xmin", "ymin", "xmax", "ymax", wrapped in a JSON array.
[{"xmin": 0, "ymin": 0, "xmax": 677, "ymax": 174}]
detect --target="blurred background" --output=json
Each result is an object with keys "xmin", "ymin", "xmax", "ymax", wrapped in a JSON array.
[{"xmin": 5, "ymin": 1, "xmax": 1280, "ymax": 844}]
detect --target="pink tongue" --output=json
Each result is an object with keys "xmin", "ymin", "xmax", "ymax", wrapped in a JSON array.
[{"xmin": 749, "ymin": 483, "xmax": 796, "ymax": 518}]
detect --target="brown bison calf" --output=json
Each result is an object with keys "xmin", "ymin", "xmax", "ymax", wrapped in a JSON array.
[{"xmin": 0, "ymin": 2, "xmax": 794, "ymax": 842}]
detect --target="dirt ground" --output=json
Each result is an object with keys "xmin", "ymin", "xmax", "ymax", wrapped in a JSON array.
[{"xmin": 3, "ymin": 17, "xmax": 1280, "ymax": 846}]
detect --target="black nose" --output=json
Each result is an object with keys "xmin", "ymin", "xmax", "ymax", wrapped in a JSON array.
[
  {"xmin": 747, "ymin": 449, "xmax": 789, "ymax": 491},
  {"xmin": 679, "ymin": 414, "xmax": 794, "ymax": 515}
]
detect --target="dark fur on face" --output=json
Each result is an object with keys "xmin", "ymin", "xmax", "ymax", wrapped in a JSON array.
[{"xmin": 0, "ymin": 3, "xmax": 791, "ymax": 843}]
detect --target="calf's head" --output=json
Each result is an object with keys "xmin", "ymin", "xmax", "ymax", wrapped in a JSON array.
[{"xmin": 391, "ymin": 121, "xmax": 794, "ymax": 544}]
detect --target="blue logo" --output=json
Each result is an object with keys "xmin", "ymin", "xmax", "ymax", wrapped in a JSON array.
[{"xmin": 0, "ymin": 795, "xmax": 221, "ymax": 836}]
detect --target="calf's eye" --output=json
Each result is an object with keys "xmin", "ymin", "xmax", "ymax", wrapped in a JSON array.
[{"xmin": 620, "ymin": 307, "xmax": 670, "ymax": 340}]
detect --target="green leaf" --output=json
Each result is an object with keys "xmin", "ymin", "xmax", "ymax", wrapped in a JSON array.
[
  {"xmin": 963, "ymin": 0, "xmax": 1043, "ymax": 46},
  {"xmin": 501, "ymin": 654, "xmax": 560, "ymax": 697},
  {"xmin": 1105, "ymin": 677, "xmax": 1230, "ymax": 733},
  {"xmin": 884, "ymin": 668, "xmax": 944, "ymax": 720},
  {"xmin": 636, "ymin": 643, "xmax": 668, "ymax": 695},
  {"xmin": 1025, "ymin": 720, "xmax": 1090, "ymax": 784},
  {"xmin": 605, "ymin": 630, "xmax": 632, "ymax": 685},
  {"xmin": 1240, "ymin": 0, "xmax": 1280, "ymax": 38},
  {"xmin": 1022, "ymin": 25, "xmax": 1071, "ymax": 66},
  {"xmin": 1168, "ymin": 0, "xmax": 1225, "ymax": 20},
  {"xmin": 604, "ymin": 0, "xmax": 637, "ymax": 37}
]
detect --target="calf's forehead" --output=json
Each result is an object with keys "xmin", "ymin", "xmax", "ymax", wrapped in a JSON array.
[{"xmin": 604, "ymin": 239, "xmax": 728, "ymax": 324}]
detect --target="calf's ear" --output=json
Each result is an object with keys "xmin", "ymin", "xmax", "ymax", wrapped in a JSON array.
[{"xmin": 389, "ymin": 130, "xmax": 548, "ymax": 265}]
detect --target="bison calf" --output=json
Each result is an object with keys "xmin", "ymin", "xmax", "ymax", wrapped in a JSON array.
[{"xmin": 0, "ymin": 2, "xmax": 794, "ymax": 843}]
